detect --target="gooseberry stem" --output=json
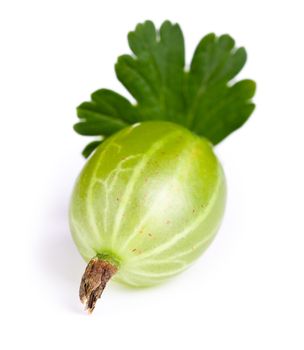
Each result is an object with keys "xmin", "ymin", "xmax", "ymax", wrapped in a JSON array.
[{"xmin": 79, "ymin": 256, "xmax": 118, "ymax": 313}]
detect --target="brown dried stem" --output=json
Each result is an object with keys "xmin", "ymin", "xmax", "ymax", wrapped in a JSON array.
[{"xmin": 79, "ymin": 257, "xmax": 118, "ymax": 313}]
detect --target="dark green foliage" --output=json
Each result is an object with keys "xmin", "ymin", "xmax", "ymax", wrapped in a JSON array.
[{"xmin": 75, "ymin": 21, "xmax": 256, "ymax": 157}]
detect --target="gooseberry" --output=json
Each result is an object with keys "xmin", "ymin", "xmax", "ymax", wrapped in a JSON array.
[{"xmin": 70, "ymin": 122, "xmax": 226, "ymax": 311}]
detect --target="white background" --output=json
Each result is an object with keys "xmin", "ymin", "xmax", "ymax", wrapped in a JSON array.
[{"xmin": 1, "ymin": 0, "xmax": 303, "ymax": 349}]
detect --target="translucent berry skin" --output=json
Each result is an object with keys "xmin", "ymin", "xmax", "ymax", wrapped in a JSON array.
[{"xmin": 69, "ymin": 121, "xmax": 226, "ymax": 287}]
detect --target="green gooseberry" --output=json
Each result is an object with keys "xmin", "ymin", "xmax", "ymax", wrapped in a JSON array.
[{"xmin": 70, "ymin": 121, "xmax": 226, "ymax": 312}]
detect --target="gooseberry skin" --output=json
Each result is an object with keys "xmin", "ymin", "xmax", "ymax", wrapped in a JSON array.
[{"xmin": 69, "ymin": 121, "xmax": 226, "ymax": 287}]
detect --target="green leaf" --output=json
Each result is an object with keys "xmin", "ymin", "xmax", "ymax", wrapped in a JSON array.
[
  {"xmin": 115, "ymin": 20, "xmax": 186, "ymax": 124},
  {"xmin": 82, "ymin": 140, "xmax": 103, "ymax": 158},
  {"xmin": 191, "ymin": 79, "xmax": 256, "ymax": 144},
  {"xmin": 75, "ymin": 90, "xmax": 131, "ymax": 135},
  {"xmin": 75, "ymin": 21, "xmax": 256, "ymax": 154},
  {"xmin": 91, "ymin": 89, "xmax": 139, "ymax": 124}
]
